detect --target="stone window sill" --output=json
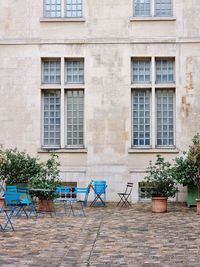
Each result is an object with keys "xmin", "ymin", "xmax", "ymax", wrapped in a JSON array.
[
  {"xmin": 128, "ymin": 148, "xmax": 179, "ymax": 154},
  {"xmin": 40, "ymin": 17, "xmax": 86, "ymax": 23},
  {"xmin": 130, "ymin": 16, "xmax": 176, "ymax": 22},
  {"xmin": 38, "ymin": 148, "xmax": 87, "ymax": 153}
]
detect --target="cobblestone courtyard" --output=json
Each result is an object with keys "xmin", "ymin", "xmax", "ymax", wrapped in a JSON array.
[{"xmin": 0, "ymin": 203, "xmax": 200, "ymax": 267}]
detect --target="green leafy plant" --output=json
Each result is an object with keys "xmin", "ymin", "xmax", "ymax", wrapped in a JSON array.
[
  {"xmin": 29, "ymin": 154, "xmax": 61, "ymax": 200},
  {"xmin": 144, "ymin": 155, "xmax": 178, "ymax": 198},
  {"xmin": 0, "ymin": 148, "xmax": 42, "ymax": 185},
  {"xmin": 173, "ymin": 134, "xmax": 200, "ymax": 195}
]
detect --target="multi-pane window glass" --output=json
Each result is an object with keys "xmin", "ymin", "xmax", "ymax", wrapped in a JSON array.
[
  {"xmin": 44, "ymin": 0, "xmax": 61, "ymax": 17},
  {"xmin": 135, "ymin": 0, "xmax": 151, "ymax": 16},
  {"xmin": 42, "ymin": 59, "xmax": 61, "ymax": 84},
  {"xmin": 156, "ymin": 89, "xmax": 174, "ymax": 146},
  {"xmin": 65, "ymin": 90, "xmax": 84, "ymax": 146},
  {"xmin": 132, "ymin": 90, "xmax": 151, "ymax": 146},
  {"xmin": 65, "ymin": 59, "xmax": 84, "ymax": 83},
  {"xmin": 66, "ymin": 0, "xmax": 83, "ymax": 17},
  {"xmin": 156, "ymin": 59, "xmax": 175, "ymax": 83},
  {"xmin": 155, "ymin": 0, "xmax": 172, "ymax": 16},
  {"xmin": 42, "ymin": 91, "xmax": 61, "ymax": 147},
  {"xmin": 132, "ymin": 59, "xmax": 151, "ymax": 83}
]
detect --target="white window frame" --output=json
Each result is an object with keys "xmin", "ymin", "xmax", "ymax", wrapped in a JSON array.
[
  {"xmin": 131, "ymin": 56, "xmax": 176, "ymax": 149},
  {"xmin": 43, "ymin": 0, "xmax": 83, "ymax": 18},
  {"xmin": 41, "ymin": 57, "xmax": 85, "ymax": 149},
  {"xmin": 133, "ymin": 0, "xmax": 173, "ymax": 17}
]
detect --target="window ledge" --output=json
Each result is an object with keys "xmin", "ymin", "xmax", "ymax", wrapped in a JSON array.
[
  {"xmin": 130, "ymin": 16, "xmax": 176, "ymax": 22},
  {"xmin": 128, "ymin": 148, "xmax": 179, "ymax": 154},
  {"xmin": 38, "ymin": 148, "xmax": 87, "ymax": 153},
  {"xmin": 40, "ymin": 17, "xmax": 86, "ymax": 23}
]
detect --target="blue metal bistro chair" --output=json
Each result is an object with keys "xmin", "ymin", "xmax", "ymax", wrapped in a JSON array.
[
  {"xmin": 90, "ymin": 180, "xmax": 107, "ymax": 207},
  {"xmin": 54, "ymin": 186, "xmax": 71, "ymax": 215},
  {"xmin": 0, "ymin": 205, "xmax": 15, "ymax": 232},
  {"xmin": 68, "ymin": 187, "xmax": 90, "ymax": 217}
]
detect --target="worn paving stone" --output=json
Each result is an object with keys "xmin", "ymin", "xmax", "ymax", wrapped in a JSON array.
[{"xmin": 0, "ymin": 203, "xmax": 200, "ymax": 266}]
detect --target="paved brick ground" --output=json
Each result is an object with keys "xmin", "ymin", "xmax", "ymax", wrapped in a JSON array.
[{"xmin": 0, "ymin": 202, "xmax": 200, "ymax": 267}]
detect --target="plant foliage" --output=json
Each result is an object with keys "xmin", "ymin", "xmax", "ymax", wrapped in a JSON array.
[{"xmin": 144, "ymin": 155, "xmax": 178, "ymax": 198}]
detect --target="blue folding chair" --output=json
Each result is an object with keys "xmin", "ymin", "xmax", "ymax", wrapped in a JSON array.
[
  {"xmin": 90, "ymin": 180, "xmax": 107, "ymax": 207},
  {"xmin": 0, "ymin": 206, "xmax": 15, "ymax": 232},
  {"xmin": 68, "ymin": 187, "xmax": 90, "ymax": 216},
  {"xmin": 4, "ymin": 191, "xmax": 29, "ymax": 219},
  {"xmin": 6, "ymin": 185, "xmax": 17, "ymax": 192},
  {"xmin": 54, "ymin": 186, "xmax": 71, "ymax": 215},
  {"xmin": 17, "ymin": 188, "xmax": 37, "ymax": 218}
]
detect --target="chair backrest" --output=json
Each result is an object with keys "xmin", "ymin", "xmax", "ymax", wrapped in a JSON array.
[
  {"xmin": 56, "ymin": 186, "xmax": 71, "ymax": 199},
  {"xmin": 4, "ymin": 191, "xmax": 21, "ymax": 205},
  {"xmin": 75, "ymin": 187, "xmax": 90, "ymax": 206},
  {"xmin": 94, "ymin": 180, "xmax": 107, "ymax": 194},
  {"xmin": 124, "ymin": 182, "xmax": 133, "ymax": 195},
  {"xmin": 6, "ymin": 185, "xmax": 17, "ymax": 192}
]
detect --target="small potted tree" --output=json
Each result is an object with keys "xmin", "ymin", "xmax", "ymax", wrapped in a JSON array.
[
  {"xmin": 174, "ymin": 134, "xmax": 200, "ymax": 214},
  {"xmin": 144, "ymin": 155, "xmax": 178, "ymax": 213},
  {"xmin": 30, "ymin": 154, "xmax": 61, "ymax": 212}
]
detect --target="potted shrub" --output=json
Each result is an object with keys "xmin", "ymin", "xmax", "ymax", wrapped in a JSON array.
[
  {"xmin": 0, "ymin": 148, "xmax": 6, "ymax": 208},
  {"xmin": 144, "ymin": 155, "xmax": 178, "ymax": 213},
  {"xmin": 30, "ymin": 154, "xmax": 61, "ymax": 212},
  {"xmin": 174, "ymin": 134, "xmax": 200, "ymax": 214},
  {"xmin": 0, "ymin": 148, "xmax": 43, "ymax": 188}
]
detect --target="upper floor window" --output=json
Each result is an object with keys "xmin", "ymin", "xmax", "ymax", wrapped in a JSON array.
[
  {"xmin": 156, "ymin": 58, "xmax": 175, "ymax": 83},
  {"xmin": 42, "ymin": 58, "xmax": 61, "ymax": 84},
  {"xmin": 66, "ymin": 0, "xmax": 83, "ymax": 18},
  {"xmin": 133, "ymin": 0, "xmax": 173, "ymax": 17},
  {"xmin": 132, "ymin": 58, "xmax": 151, "ymax": 83},
  {"xmin": 44, "ymin": 0, "xmax": 83, "ymax": 18},
  {"xmin": 135, "ymin": 0, "xmax": 151, "ymax": 16},
  {"xmin": 65, "ymin": 59, "xmax": 84, "ymax": 84},
  {"xmin": 155, "ymin": 0, "xmax": 172, "ymax": 17}
]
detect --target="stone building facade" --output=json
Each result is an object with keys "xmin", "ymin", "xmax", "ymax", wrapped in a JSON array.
[{"xmin": 0, "ymin": 0, "xmax": 200, "ymax": 202}]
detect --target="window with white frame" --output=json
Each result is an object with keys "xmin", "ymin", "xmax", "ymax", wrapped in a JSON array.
[
  {"xmin": 66, "ymin": 0, "xmax": 83, "ymax": 18},
  {"xmin": 42, "ymin": 90, "xmax": 61, "ymax": 147},
  {"xmin": 156, "ymin": 58, "xmax": 175, "ymax": 83},
  {"xmin": 65, "ymin": 90, "xmax": 84, "ymax": 146},
  {"xmin": 134, "ymin": 0, "xmax": 151, "ymax": 16},
  {"xmin": 155, "ymin": 0, "xmax": 172, "ymax": 16},
  {"xmin": 156, "ymin": 89, "xmax": 175, "ymax": 146},
  {"xmin": 41, "ymin": 58, "xmax": 85, "ymax": 149},
  {"xmin": 133, "ymin": 0, "xmax": 173, "ymax": 17},
  {"xmin": 65, "ymin": 59, "xmax": 84, "ymax": 84},
  {"xmin": 44, "ymin": 0, "xmax": 83, "ymax": 18},
  {"xmin": 132, "ymin": 58, "xmax": 151, "ymax": 83},
  {"xmin": 42, "ymin": 59, "xmax": 61, "ymax": 84},
  {"xmin": 131, "ymin": 57, "xmax": 176, "ymax": 148},
  {"xmin": 132, "ymin": 90, "xmax": 151, "ymax": 146}
]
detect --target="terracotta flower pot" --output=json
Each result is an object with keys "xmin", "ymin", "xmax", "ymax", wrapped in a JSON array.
[
  {"xmin": 196, "ymin": 199, "xmax": 200, "ymax": 215},
  {"xmin": 152, "ymin": 197, "xmax": 168, "ymax": 213},
  {"xmin": 38, "ymin": 199, "xmax": 54, "ymax": 212},
  {"xmin": 0, "ymin": 197, "xmax": 4, "ymax": 209}
]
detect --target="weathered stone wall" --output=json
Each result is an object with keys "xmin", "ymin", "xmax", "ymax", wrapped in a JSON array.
[{"xmin": 0, "ymin": 0, "xmax": 200, "ymax": 202}]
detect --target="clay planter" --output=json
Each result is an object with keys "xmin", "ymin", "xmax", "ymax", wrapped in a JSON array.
[
  {"xmin": 152, "ymin": 197, "xmax": 168, "ymax": 213},
  {"xmin": 38, "ymin": 199, "xmax": 54, "ymax": 212},
  {"xmin": 0, "ymin": 197, "xmax": 4, "ymax": 209},
  {"xmin": 196, "ymin": 199, "xmax": 200, "ymax": 215}
]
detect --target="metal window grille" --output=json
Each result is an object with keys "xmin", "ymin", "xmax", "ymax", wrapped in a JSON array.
[
  {"xmin": 42, "ymin": 59, "xmax": 61, "ymax": 84},
  {"xmin": 132, "ymin": 90, "xmax": 151, "ymax": 146},
  {"xmin": 65, "ymin": 59, "xmax": 84, "ymax": 84},
  {"xmin": 66, "ymin": 0, "xmax": 83, "ymax": 17},
  {"xmin": 155, "ymin": 0, "xmax": 172, "ymax": 16},
  {"xmin": 156, "ymin": 89, "xmax": 175, "ymax": 146},
  {"xmin": 132, "ymin": 59, "xmax": 151, "ymax": 83},
  {"xmin": 44, "ymin": 0, "xmax": 61, "ymax": 17},
  {"xmin": 134, "ymin": 0, "xmax": 151, "ymax": 16},
  {"xmin": 42, "ymin": 91, "xmax": 61, "ymax": 147},
  {"xmin": 156, "ymin": 59, "xmax": 175, "ymax": 83},
  {"xmin": 65, "ymin": 90, "xmax": 84, "ymax": 146}
]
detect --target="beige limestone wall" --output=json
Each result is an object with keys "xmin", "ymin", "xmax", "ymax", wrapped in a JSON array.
[{"xmin": 0, "ymin": 1, "xmax": 200, "ymax": 202}]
